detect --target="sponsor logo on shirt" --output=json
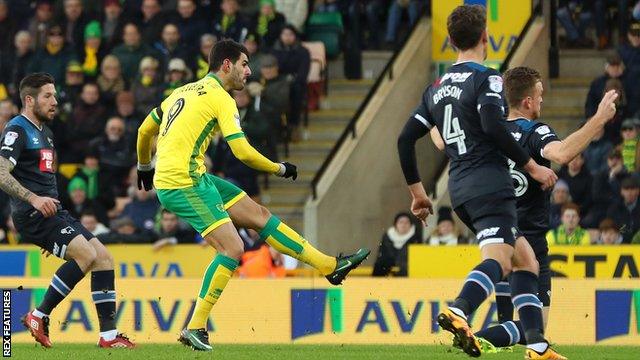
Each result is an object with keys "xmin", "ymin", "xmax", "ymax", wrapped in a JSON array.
[{"xmin": 39, "ymin": 149, "xmax": 54, "ymax": 173}]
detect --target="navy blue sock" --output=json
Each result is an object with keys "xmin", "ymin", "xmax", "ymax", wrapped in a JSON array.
[
  {"xmin": 511, "ymin": 271, "xmax": 545, "ymax": 345},
  {"xmin": 495, "ymin": 280, "xmax": 514, "ymax": 323},
  {"xmin": 37, "ymin": 259, "xmax": 85, "ymax": 315},
  {"xmin": 91, "ymin": 270, "xmax": 116, "ymax": 332},
  {"xmin": 452, "ymin": 259, "xmax": 503, "ymax": 316},
  {"xmin": 475, "ymin": 320, "xmax": 522, "ymax": 347}
]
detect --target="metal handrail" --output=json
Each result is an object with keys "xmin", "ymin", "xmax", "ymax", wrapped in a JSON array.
[{"xmin": 310, "ymin": 16, "xmax": 425, "ymax": 199}]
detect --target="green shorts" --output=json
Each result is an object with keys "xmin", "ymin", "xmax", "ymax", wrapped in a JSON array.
[{"xmin": 157, "ymin": 173, "xmax": 246, "ymax": 236}]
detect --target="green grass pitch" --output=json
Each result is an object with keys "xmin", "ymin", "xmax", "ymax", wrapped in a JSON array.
[{"xmin": 7, "ymin": 344, "xmax": 640, "ymax": 359}]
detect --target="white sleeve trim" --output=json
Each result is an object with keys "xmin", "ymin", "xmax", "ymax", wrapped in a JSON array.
[
  {"xmin": 414, "ymin": 114, "xmax": 432, "ymax": 129},
  {"xmin": 9, "ymin": 157, "xmax": 16, "ymax": 166}
]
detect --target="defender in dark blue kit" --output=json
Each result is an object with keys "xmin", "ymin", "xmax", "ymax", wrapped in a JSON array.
[
  {"xmin": 0, "ymin": 73, "xmax": 134, "ymax": 349},
  {"xmin": 397, "ymin": 5, "xmax": 565, "ymax": 360},
  {"xmin": 471, "ymin": 68, "xmax": 618, "ymax": 352}
]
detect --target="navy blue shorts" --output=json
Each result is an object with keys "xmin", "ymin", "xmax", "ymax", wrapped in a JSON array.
[
  {"xmin": 454, "ymin": 191, "xmax": 518, "ymax": 248},
  {"xmin": 13, "ymin": 209, "xmax": 95, "ymax": 260}
]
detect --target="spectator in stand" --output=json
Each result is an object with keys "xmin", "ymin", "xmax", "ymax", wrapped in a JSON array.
[
  {"xmin": 58, "ymin": 0, "xmax": 91, "ymax": 54},
  {"xmin": 163, "ymin": 58, "xmax": 192, "ymax": 97},
  {"xmin": 244, "ymin": 34, "xmax": 264, "ymax": 82},
  {"xmin": 549, "ymin": 179, "xmax": 571, "ymax": 229},
  {"xmin": 195, "ymin": 33, "xmax": 216, "ymax": 79},
  {"xmin": 6, "ymin": 31, "xmax": 34, "ymax": 100},
  {"xmin": 80, "ymin": 20, "xmax": 107, "ymax": 80},
  {"xmin": 213, "ymin": 0, "xmax": 250, "ymax": 44},
  {"xmin": 252, "ymin": 0, "xmax": 286, "ymax": 50},
  {"xmin": 132, "ymin": 56, "xmax": 163, "ymax": 115},
  {"xmin": 247, "ymin": 54, "xmax": 289, "ymax": 152},
  {"xmin": 152, "ymin": 209, "xmax": 197, "ymax": 250},
  {"xmin": 385, "ymin": 0, "xmax": 423, "ymax": 45},
  {"xmin": 98, "ymin": 216, "xmax": 155, "ymax": 244},
  {"xmin": 140, "ymin": 0, "xmax": 170, "ymax": 45},
  {"xmin": 237, "ymin": 88, "xmax": 275, "ymax": 161},
  {"xmin": 237, "ymin": 242, "xmax": 286, "ymax": 278},
  {"xmin": 64, "ymin": 177, "xmax": 109, "ymax": 225},
  {"xmin": 557, "ymin": 0, "xmax": 595, "ymax": 48},
  {"xmin": 120, "ymin": 186, "xmax": 160, "ymax": 232},
  {"xmin": 58, "ymin": 60, "xmax": 85, "ymax": 120},
  {"xmin": 176, "ymin": 0, "xmax": 208, "ymax": 51},
  {"xmin": 0, "ymin": 0, "xmax": 16, "ymax": 51},
  {"xmin": 271, "ymin": 25, "xmax": 310, "ymax": 142},
  {"xmin": 618, "ymin": 20, "xmax": 640, "ymax": 116},
  {"xmin": 28, "ymin": 0, "xmax": 54, "ymax": 50},
  {"xmin": 274, "ymin": 0, "xmax": 308, "ymax": 32},
  {"xmin": 558, "ymin": 153, "xmax": 592, "ymax": 218},
  {"xmin": 113, "ymin": 90, "xmax": 143, "ymax": 144},
  {"xmin": 97, "ymin": 54, "xmax": 126, "ymax": 107},
  {"xmin": 110, "ymin": 22, "xmax": 158, "ymax": 81},
  {"xmin": 89, "ymin": 116, "xmax": 136, "ymax": 195},
  {"xmin": 584, "ymin": 149, "xmax": 629, "ymax": 227},
  {"xmin": 71, "ymin": 151, "xmax": 116, "ymax": 213},
  {"xmin": 595, "ymin": 0, "xmax": 630, "ymax": 49},
  {"xmin": 583, "ymin": 127, "xmax": 614, "ymax": 176},
  {"xmin": 601, "ymin": 78, "xmax": 627, "ymax": 144},
  {"xmin": 633, "ymin": 229, "xmax": 640, "ymax": 243},
  {"xmin": 61, "ymin": 82, "xmax": 107, "ymax": 163},
  {"xmin": 102, "ymin": 0, "xmax": 127, "ymax": 52},
  {"xmin": 372, "ymin": 212, "xmax": 421, "ymax": 277},
  {"xmin": 80, "ymin": 210, "xmax": 110, "ymax": 236},
  {"xmin": 620, "ymin": 118, "xmax": 640, "ymax": 173},
  {"xmin": 586, "ymin": 54, "xmax": 624, "ymax": 120},
  {"xmin": 26, "ymin": 24, "xmax": 77, "ymax": 84},
  {"xmin": 347, "ymin": 0, "xmax": 385, "ymax": 50},
  {"xmin": 0, "ymin": 99, "xmax": 16, "ymax": 131},
  {"xmin": 607, "ymin": 176, "xmax": 640, "ymax": 243},
  {"xmin": 596, "ymin": 218, "xmax": 624, "ymax": 245},
  {"xmin": 547, "ymin": 202, "xmax": 591, "ymax": 245},
  {"xmin": 212, "ymin": 137, "xmax": 262, "ymax": 201},
  {"xmin": 154, "ymin": 22, "xmax": 193, "ymax": 75},
  {"xmin": 427, "ymin": 206, "xmax": 468, "ymax": 246}
]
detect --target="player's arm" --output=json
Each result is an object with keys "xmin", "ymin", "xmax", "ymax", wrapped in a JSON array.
[
  {"xmin": 218, "ymin": 98, "xmax": 296, "ymax": 179},
  {"xmin": 430, "ymin": 127, "xmax": 445, "ymax": 151},
  {"xmin": 542, "ymin": 90, "xmax": 618, "ymax": 165},
  {"xmin": 136, "ymin": 106, "xmax": 162, "ymax": 190},
  {"xmin": 397, "ymin": 97, "xmax": 434, "ymax": 223},
  {"xmin": 0, "ymin": 126, "xmax": 58, "ymax": 216}
]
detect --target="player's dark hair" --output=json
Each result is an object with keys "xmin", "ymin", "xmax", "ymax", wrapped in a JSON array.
[
  {"xmin": 503, "ymin": 66, "xmax": 542, "ymax": 109},
  {"xmin": 447, "ymin": 5, "xmax": 486, "ymax": 51},
  {"xmin": 19, "ymin": 73, "xmax": 55, "ymax": 106},
  {"xmin": 561, "ymin": 202, "xmax": 580, "ymax": 216},
  {"xmin": 208, "ymin": 39, "xmax": 249, "ymax": 73}
]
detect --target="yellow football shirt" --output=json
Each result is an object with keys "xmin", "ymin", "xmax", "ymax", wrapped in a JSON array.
[{"xmin": 153, "ymin": 74, "xmax": 245, "ymax": 189}]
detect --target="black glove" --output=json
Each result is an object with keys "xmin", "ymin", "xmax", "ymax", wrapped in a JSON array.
[
  {"xmin": 137, "ymin": 167, "xmax": 155, "ymax": 191},
  {"xmin": 281, "ymin": 162, "xmax": 297, "ymax": 180}
]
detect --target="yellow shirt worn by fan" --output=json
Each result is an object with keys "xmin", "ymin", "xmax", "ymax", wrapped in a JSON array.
[{"xmin": 137, "ymin": 73, "xmax": 279, "ymax": 189}]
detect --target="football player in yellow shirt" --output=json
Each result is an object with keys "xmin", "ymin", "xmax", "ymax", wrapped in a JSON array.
[{"xmin": 136, "ymin": 40, "xmax": 370, "ymax": 351}]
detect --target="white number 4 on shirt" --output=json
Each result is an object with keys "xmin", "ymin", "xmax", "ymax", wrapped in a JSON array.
[{"xmin": 443, "ymin": 104, "xmax": 467, "ymax": 155}]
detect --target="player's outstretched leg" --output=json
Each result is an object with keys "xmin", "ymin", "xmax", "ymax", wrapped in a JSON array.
[
  {"xmin": 227, "ymin": 197, "xmax": 370, "ymax": 285},
  {"xmin": 180, "ymin": 222, "xmax": 241, "ymax": 351},
  {"xmin": 88, "ymin": 239, "xmax": 135, "ymax": 348},
  {"xmin": 468, "ymin": 280, "xmax": 517, "ymax": 352},
  {"xmin": 23, "ymin": 236, "xmax": 94, "ymax": 348}
]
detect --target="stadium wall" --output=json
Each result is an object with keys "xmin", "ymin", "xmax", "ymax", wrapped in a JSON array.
[{"xmin": 304, "ymin": 18, "xmax": 446, "ymax": 258}]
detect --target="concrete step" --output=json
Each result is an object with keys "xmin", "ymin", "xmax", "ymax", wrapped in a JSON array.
[
  {"xmin": 544, "ymin": 88, "xmax": 589, "ymax": 108},
  {"xmin": 328, "ymin": 51, "xmax": 393, "ymax": 80},
  {"xmin": 261, "ymin": 186, "xmax": 310, "ymax": 204},
  {"xmin": 279, "ymin": 140, "xmax": 335, "ymax": 156},
  {"xmin": 267, "ymin": 204, "xmax": 304, "ymax": 217},
  {"xmin": 319, "ymin": 94, "xmax": 365, "ymax": 111},
  {"xmin": 328, "ymin": 79, "xmax": 376, "ymax": 92},
  {"xmin": 550, "ymin": 77, "xmax": 592, "ymax": 88},
  {"xmin": 559, "ymin": 49, "xmax": 607, "ymax": 78},
  {"xmin": 279, "ymin": 153, "xmax": 325, "ymax": 171},
  {"xmin": 541, "ymin": 105, "xmax": 583, "ymax": 118}
]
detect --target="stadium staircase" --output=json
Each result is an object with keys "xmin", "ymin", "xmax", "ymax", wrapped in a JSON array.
[
  {"xmin": 544, "ymin": 49, "xmax": 606, "ymax": 139},
  {"xmin": 260, "ymin": 51, "xmax": 393, "ymax": 232}
]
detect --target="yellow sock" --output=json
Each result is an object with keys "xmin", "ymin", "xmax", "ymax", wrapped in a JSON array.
[
  {"xmin": 187, "ymin": 254, "xmax": 238, "ymax": 329},
  {"xmin": 259, "ymin": 216, "xmax": 337, "ymax": 275}
]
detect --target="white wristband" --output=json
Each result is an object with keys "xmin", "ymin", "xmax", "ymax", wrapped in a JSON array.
[
  {"xmin": 137, "ymin": 163, "xmax": 154, "ymax": 171},
  {"xmin": 276, "ymin": 163, "xmax": 286, "ymax": 176}
]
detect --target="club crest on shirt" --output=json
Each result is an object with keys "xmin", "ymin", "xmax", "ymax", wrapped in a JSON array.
[
  {"xmin": 488, "ymin": 75, "xmax": 503, "ymax": 93},
  {"xmin": 3, "ymin": 131, "xmax": 18, "ymax": 146}
]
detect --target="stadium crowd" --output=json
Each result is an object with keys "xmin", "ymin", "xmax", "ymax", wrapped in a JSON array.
[{"xmin": 0, "ymin": 1, "xmax": 638, "ymax": 277}]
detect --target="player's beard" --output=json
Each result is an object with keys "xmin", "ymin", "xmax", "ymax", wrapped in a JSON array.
[{"xmin": 33, "ymin": 100, "xmax": 55, "ymax": 123}]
